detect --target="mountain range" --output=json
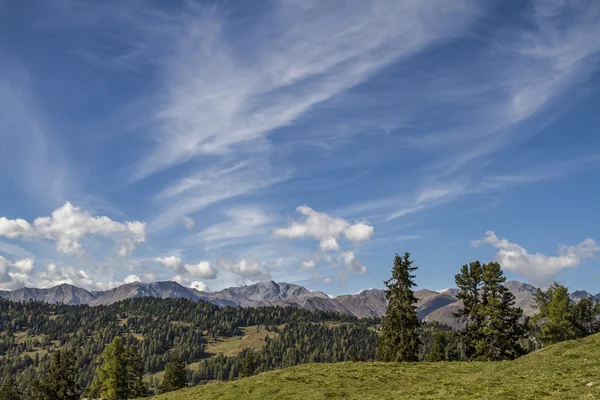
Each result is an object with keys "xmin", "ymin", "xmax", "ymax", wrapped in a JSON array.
[{"xmin": 1, "ymin": 280, "xmax": 598, "ymax": 328}]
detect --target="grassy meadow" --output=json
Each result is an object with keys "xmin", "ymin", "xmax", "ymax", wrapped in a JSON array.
[{"xmin": 148, "ymin": 332, "xmax": 600, "ymax": 400}]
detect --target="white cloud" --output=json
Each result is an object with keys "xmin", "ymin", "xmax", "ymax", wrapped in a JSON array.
[
  {"xmin": 0, "ymin": 256, "xmax": 32, "ymax": 290},
  {"xmin": 0, "ymin": 202, "xmax": 146, "ymax": 256},
  {"xmin": 125, "ymin": 271, "xmax": 157, "ymax": 284},
  {"xmin": 153, "ymin": 256, "xmax": 185, "ymax": 273},
  {"xmin": 153, "ymin": 256, "xmax": 217, "ymax": 279},
  {"xmin": 170, "ymin": 275, "xmax": 208, "ymax": 291},
  {"xmin": 37, "ymin": 263, "xmax": 119, "ymax": 291},
  {"xmin": 319, "ymin": 237, "xmax": 340, "ymax": 252},
  {"xmin": 218, "ymin": 257, "xmax": 274, "ymax": 284},
  {"xmin": 340, "ymin": 251, "xmax": 355, "ymax": 265},
  {"xmin": 171, "ymin": 275, "xmax": 190, "ymax": 287},
  {"xmin": 13, "ymin": 258, "xmax": 34, "ymax": 274},
  {"xmin": 339, "ymin": 251, "xmax": 368, "ymax": 275},
  {"xmin": 323, "ymin": 277, "xmax": 332, "ymax": 284},
  {"xmin": 124, "ymin": 274, "xmax": 141, "ymax": 284},
  {"xmin": 473, "ymin": 231, "xmax": 600, "ymax": 287},
  {"xmin": 301, "ymin": 259, "xmax": 316, "ymax": 269},
  {"xmin": 185, "ymin": 261, "xmax": 217, "ymax": 279},
  {"xmin": 190, "ymin": 281, "xmax": 208, "ymax": 292},
  {"xmin": 274, "ymin": 205, "xmax": 374, "ymax": 251},
  {"xmin": 182, "ymin": 216, "xmax": 195, "ymax": 230},
  {"xmin": 274, "ymin": 206, "xmax": 372, "ymax": 278}
]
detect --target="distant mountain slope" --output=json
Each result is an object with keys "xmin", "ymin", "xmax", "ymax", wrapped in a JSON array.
[
  {"xmin": 335, "ymin": 289, "xmax": 387, "ymax": 318},
  {"xmin": 0, "ymin": 283, "xmax": 100, "ymax": 305},
  {"xmin": 91, "ymin": 281, "xmax": 204, "ymax": 306},
  {"xmin": 1, "ymin": 279, "xmax": 595, "ymax": 326},
  {"xmin": 203, "ymin": 281, "xmax": 352, "ymax": 314}
]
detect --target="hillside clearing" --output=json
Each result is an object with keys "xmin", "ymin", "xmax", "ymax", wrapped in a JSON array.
[
  {"xmin": 148, "ymin": 333, "xmax": 600, "ymax": 400},
  {"xmin": 143, "ymin": 325, "xmax": 278, "ymax": 386},
  {"xmin": 204, "ymin": 325, "xmax": 278, "ymax": 356}
]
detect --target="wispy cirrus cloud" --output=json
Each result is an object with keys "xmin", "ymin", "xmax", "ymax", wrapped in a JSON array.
[{"xmin": 116, "ymin": 0, "xmax": 485, "ymax": 229}]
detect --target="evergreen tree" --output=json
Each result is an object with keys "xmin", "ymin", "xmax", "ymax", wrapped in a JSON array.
[
  {"xmin": 158, "ymin": 357, "xmax": 188, "ymax": 394},
  {"xmin": 87, "ymin": 337, "xmax": 129, "ymax": 400},
  {"xmin": 124, "ymin": 344, "xmax": 147, "ymax": 398},
  {"xmin": 425, "ymin": 332, "xmax": 447, "ymax": 362},
  {"xmin": 454, "ymin": 261, "xmax": 527, "ymax": 360},
  {"xmin": 533, "ymin": 283, "xmax": 578, "ymax": 345},
  {"xmin": 572, "ymin": 298, "xmax": 600, "ymax": 337},
  {"xmin": 454, "ymin": 261, "xmax": 484, "ymax": 359},
  {"xmin": 376, "ymin": 253, "xmax": 421, "ymax": 362},
  {"xmin": 240, "ymin": 350, "xmax": 255, "ymax": 377},
  {"xmin": 29, "ymin": 350, "xmax": 80, "ymax": 400},
  {"xmin": 0, "ymin": 376, "xmax": 21, "ymax": 400}
]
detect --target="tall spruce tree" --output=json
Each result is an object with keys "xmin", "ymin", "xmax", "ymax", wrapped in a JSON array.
[
  {"xmin": 124, "ymin": 344, "xmax": 147, "ymax": 398},
  {"xmin": 0, "ymin": 376, "xmax": 21, "ymax": 400},
  {"xmin": 533, "ymin": 283, "xmax": 578, "ymax": 345},
  {"xmin": 87, "ymin": 337, "xmax": 128, "ymax": 400},
  {"xmin": 29, "ymin": 350, "xmax": 80, "ymax": 400},
  {"xmin": 158, "ymin": 357, "xmax": 188, "ymax": 394},
  {"xmin": 573, "ymin": 297, "xmax": 600, "ymax": 337},
  {"xmin": 425, "ymin": 332, "xmax": 447, "ymax": 362},
  {"xmin": 454, "ymin": 261, "xmax": 527, "ymax": 360},
  {"xmin": 376, "ymin": 253, "xmax": 421, "ymax": 362},
  {"xmin": 87, "ymin": 337, "xmax": 146, "ymax": 399}
]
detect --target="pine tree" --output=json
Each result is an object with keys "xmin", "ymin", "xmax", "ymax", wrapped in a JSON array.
[
  {"xmin": 454, "ymin": 261, "xmax": 484, "ymax": 359},
  {"xmin": 426, "ymin": 332, "xmax": 447, "ymax": 362},
  {"xmin": 454, "ymin": 261, "xmax": 527, "ymax": 360},
  {"xmin": 376, "ymin": 253, "xmax": 421, "ymax": 362},
  {"xmin": 478, "ymin": 262, "xmax": 527, "ymax": 360},
  {"xmin": 124, "ymin": 344, "xmax": 147, "ymax": 398},
  {"xmin": 240, "ymin": 350, "xmax": 255, "ymax": 377},
  {"xmin": 30, "ymin": 350, "xmax": 80, "ymax": 400},
  {"xmin": 0, "ymin": 375, "xmax": 21, "ymax": 400},
  {"xmin": 87, "ymin": 337, "xmax": 129, "ymax": 400},
  {"xmin": 572, "ymin": 297, "xmax": 600, "ymax": 337},
  {"xmin": 158, "ymin": 357, "xmax": 187, "ymax": 394},
  {"xmin": 533, "ymin": 283, "xmax": 578, "ymax": 345}
]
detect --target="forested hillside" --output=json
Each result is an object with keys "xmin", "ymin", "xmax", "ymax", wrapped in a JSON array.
[{"xmin": 0, "ymin": 297, "xmax": 375, "ymax": 394}]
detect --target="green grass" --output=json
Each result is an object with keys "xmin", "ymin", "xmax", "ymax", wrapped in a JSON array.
[
  {"xmin": 144, "ymin": 326, "xmax": 278, "ymax": 388},
  {"xmin": 148, "ymin": 333, "xmax": 600, "ymax": 400},
  {"xmin": 204, "ymin": 325, "xmax": 278, "ymax": 357}
]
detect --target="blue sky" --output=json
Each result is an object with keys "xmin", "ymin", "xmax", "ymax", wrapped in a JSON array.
[{"xmin": 1, "ymin": 0, "xmax": 599, "ymax": 295}]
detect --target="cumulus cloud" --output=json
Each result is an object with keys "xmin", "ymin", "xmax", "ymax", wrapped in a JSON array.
[
  {"xmin": 0, "ymin": 202, "xmax": 146, "ymax": 256},
  {"xmin": 124, "ymin": 274, "xmax": 141, "ymax": 284},
  {"xmin": 13, "ymin": 258, "xmax": 34, "ymax": 274},
  {"xmin": 274, "ymin": 205, "xmax": 373, "ymax": 252},
  {"xmin": 170, "ymin": 275, "xmax": 208, "ymax": 291},
  {"xmin": 124, "ymin": 271, "xmax": 158, "ymax": 284},
  {"xmin": 323, "ymin": 277, "xmax": 332, "ymax": 284},
  {"xmin": 190, "ymin": 281, "xmax": 208, "ymax": 292},
  {"xmin": 473, "ymin": 231, "xmax": 600, "ymax": 287},
  {"xmin": 153, "ymin": 256, "xmax": 217, "ymax": 279},
  {"xmin": 37, "ymin": 263, "xmax": 119, "ymax": 291},
  {"xmin": 339, "ymin": 251, "xmax": 368, "ymax": 275},
  {"xmin": 274, "ymin": 206, "xmax": 372, "ymax": 278},
  {"xmin": 0, "ymin": 256, "xmax": 31, "ymax": 290},
  {"xmin": 218, "ymin": 257, "xmax": 274, "ymax": 284}
]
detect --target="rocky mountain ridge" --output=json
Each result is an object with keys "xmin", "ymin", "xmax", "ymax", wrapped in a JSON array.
[{"xmin": 1, "ymin": 280, "xmax": 595, "ymax": 328}]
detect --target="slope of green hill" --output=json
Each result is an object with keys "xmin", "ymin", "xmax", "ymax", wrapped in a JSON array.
[{"xmin": 149, "ymin": 333, "xmax": 600, "ymax": 400}]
